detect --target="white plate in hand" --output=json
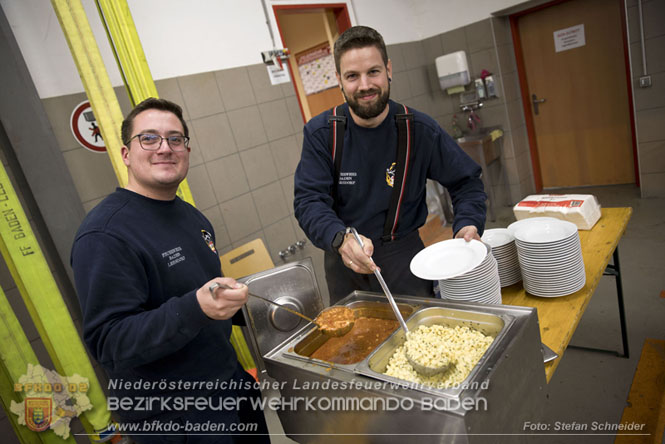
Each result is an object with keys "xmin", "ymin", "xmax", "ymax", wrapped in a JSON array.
[{"xmin": 410, "ymin": 239, "xmax": 487, "ymax": 280}]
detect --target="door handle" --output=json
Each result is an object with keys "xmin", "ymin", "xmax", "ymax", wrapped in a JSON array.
[{"xmin": 532, "ymin": 94, "xmax": 546, "ymax": 115}]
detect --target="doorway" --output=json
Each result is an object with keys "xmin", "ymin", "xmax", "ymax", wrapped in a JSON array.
[
  {"xmin": 511, "ymin": 0, "xmax": 637, "ymax": 189},
  {"xmin": 272, "ymin": 4, "xmax": 351, "ymax": 122}
]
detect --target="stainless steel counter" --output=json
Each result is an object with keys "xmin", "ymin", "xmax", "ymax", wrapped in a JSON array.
[{"xmin": 241, "ymin": 260, "xmax": 547, "ymax": 443}]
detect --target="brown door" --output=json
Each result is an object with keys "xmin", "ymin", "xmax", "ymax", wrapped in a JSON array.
[
  {"xmin": 515, "ymin": 0, "xmax": 635, "ymax": 188},
  {"xmin": 274, "ymin": 6, "xmax": 350, "ymax": 122}
]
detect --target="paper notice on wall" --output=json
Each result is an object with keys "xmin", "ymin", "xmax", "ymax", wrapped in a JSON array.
[
  {"xmin": 298, "ymin": 45, "xmax": 339, "ymax": 95},
  {"xmin": 554, "ymin": 24, "xmax": 585, "ymax": 53},
  {"xmin": 267, "ymin": 64, "xmax": 290, "ymax": 85}
]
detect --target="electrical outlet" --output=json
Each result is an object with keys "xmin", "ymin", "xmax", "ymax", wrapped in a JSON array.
[{"xmin": 639, "ymin": 76, "xmax": 652, "ymax": 88}]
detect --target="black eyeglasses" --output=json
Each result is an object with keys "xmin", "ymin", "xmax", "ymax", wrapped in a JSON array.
[{"xmin": 129, "ymin": 134, "xmax": 190, "ymax": 152}]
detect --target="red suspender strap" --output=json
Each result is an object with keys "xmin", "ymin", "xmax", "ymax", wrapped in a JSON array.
[{"xmin": 382, "ymin": 104, "xmax": 414, "ymax": 242}]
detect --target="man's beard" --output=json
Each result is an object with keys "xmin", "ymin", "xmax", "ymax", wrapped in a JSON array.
[{"xmin": 343, "ymin": 85, "xmax": 390, "ymax": 119}]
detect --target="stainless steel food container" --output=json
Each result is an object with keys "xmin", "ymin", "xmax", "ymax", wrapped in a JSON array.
[{"xmin": 241, "ymin": 259, "xmax": 547, "ymax": 443}]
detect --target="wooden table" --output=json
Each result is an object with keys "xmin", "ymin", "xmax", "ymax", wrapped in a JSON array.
[{"xmin": 501, "ymin": 207, "xmax": 632, "ymax": 382}]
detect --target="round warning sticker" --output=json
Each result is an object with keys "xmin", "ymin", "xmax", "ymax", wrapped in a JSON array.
[{"xmin": 70, "ymin": 101, "xmax": 106, "ymax": 152}]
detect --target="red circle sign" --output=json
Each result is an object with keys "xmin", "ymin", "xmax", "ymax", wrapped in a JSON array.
[{"xmin": 70, "ymin": 101, "xmax": 106, "ymax": 152}]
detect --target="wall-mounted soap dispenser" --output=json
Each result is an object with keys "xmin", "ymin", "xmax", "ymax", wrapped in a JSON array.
[{"xmin": 435, "ymin": 51, "xmax": 470, "ymax": 91}]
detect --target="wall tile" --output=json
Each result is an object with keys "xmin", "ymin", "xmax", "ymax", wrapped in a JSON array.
[
  {"xmin": 638, "ymin": 139, "xmax": 665, "ymax": 174},
  {"xmin": 155, "ymin": 78, "xmax": 190, "ymax": 121},
  {"xmin": 247, "ymin": 63, "xmax": 284, "ymax": 103},
  {"xmin": 227, "ymin": 106, "xmax": 268, "ymax": 150},
  {"xmin": 201, "ymin": 205, "xmax": 231, "ymax": 251},
  {"xmin": 626, "ymin": 4, "xmax": 641, "ymax": 45},
  {"xmin": 496, "ymin": 42, "xmax": 518, "ymax": 75},
  {"xmin": 465, "ymin": 19, "xmax": 494, "ymax": 53},
  {"xmin": 501, "ymin": 71, "xmax": 520, "ymax": 103},
  {"xmin": 389, "ymin": 71, "xmax": 412, "ymax": 103},
  {"xmin": 280, "ymin": 175, "xmax": 295, "ymax": 214},
  {"xmin": 423, "ymin": 34, "xmax": 444, "ymax": 63},
  {"xmin": 426, "ymin": 64, "xmax": 441, "ymax": 96},
  {"xmin": 177, "ymin": 72, "xmax": 225, "ymax": 119},
  {"xmin": 186, "ymin": 163, "xmax": 217, "ymax": 210},
  {"xmin": 240, "ymin": 143, "xmax": 278, "ymax": 189},
  {"xmin": 491, "ymin": 17, "xmax": 512, "ymax": 47},
  {"xmin": 42, "ymin": 92, "xmax": 87, "ymax": 152},
  {"xmin": 646, "ymin": 34, "xmax": 665, "ymax": 75},
  {"xmin": 185, "ymin": 121, "xmax": 205, "ymax": 167},
  {"xmin": 441, "ymin": 28, "xmax": 467, "ymax": 54},
  {"xmin": 402, "ymin": 41, "xmax": 426, "ymax": 68},
  {"xmin": 263, "ymin": 216, "xmax": 297, "ymax": 261},
  {"xmin": 286, "ymin": 96, "xmax": 305, "ymax": 133},
  {"xmin": 62, "ymin": 148, "xmax": 117, "ymax": 203},
  {"xmin": 387, "ymin": 43, "xmax": 407, "ymax": 73},
  {"xmin": 220, "ymin": 193, "xmax": 262, "ymax": 241},
  {"xmin": 207, "ymin": 154, "xmax": 249, "ymax": 202},
  {"xmin": 469, "ymin": 48, "xmax": 498, "ymax": 78},
  {"xmin": 113, "ymin": 85, "xmax": 133, "ymax": 117},
  {"xmin": 643, "ymin": 0, "xmax": 665, "ymax": 40},
  {"xmin": 252, "ymin": 181, "xmax": 290, "ymax": 227},
  {"xmin": 281, "ymin": 81, "xmax": 297, "ymax": 98},
  {"xmin": 640, "ymin": 172, "xmax": 665, "ymax": 197},
  {"xmin": 506, "ymin": 99, "xmax": 526, "ymax": 129},
  {"xmin": 406, "ymin": 66, "xmax": 430, "ymax": 97},
  {"xmin": 499, "ymin": 130, "xmax": 516, "ymax": 159},
  {"xmin": 258, "ymin": 100, "xmax": 294, "ymax": 141},
  {"xmin": 409, "ymin": 94, "xmax": 434, "ymax": 117},
  {"xmin": 512, "ymin": 125, "xmax": 530, "ymax": 158},
  {"xmin": 431, "ymin": 90, "xmax": 455, "ymax": 117},
  {"xmin": 215, "ymin": 66, "xmax": 257, "ymax": 111},
  {"xmin": 636, "ymin": 107, "xmax": 665, "ymax": 142},
  {"xmin": 270, "ymin": 135, "xmax": 301, "ymax": 179},
  {"xmin": 190, "ymin": 113, "xmax": 237, "ymax": 161},
  {"xmin": 633, "ymin": 71, "xmax": 665, "ymax": 111}
]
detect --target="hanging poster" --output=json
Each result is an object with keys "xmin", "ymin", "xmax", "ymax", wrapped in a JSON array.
[{"xmin": 297, "ymin": 44, "xmax": 339, "ymax": 96}]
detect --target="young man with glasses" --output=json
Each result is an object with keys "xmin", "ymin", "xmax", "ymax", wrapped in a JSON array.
[
  {"xmin": 71, "ymin": 98, "xmax": 269, "ymax": 443},
  {"xmin": 294, "ymin": 26, "xmax": 487, "ymax": 304}
]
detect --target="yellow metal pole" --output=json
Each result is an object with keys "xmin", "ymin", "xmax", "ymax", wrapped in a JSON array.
[
  {"xmin": 0, "ymin": 162, "xmax": 108, "ymax": 439},
  {"xmin": 0, "ymin": 287, "xmax": 73, "ymax": 443},
  {"xmin": 51, "ymin": 0, "xmax": 127, "ymax": 188}
]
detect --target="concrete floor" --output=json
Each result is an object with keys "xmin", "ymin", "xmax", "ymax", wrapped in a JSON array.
[{"xmin": 262, "ymin": 184, "xmax": 665, "ymax": 443}]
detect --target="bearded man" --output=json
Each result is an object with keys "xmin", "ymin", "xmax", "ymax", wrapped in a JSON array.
[{"xmin": 294, "ymin": 26, "xmax": 487, "ymax": 304}]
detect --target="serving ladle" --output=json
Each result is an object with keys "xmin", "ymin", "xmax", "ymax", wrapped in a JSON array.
[
  {"xmin": 208, "ymin": 282, "xmax": 354, "ymax": 337},
  {"xmin": 348, "ymin": 228, "xmax": 450, "ymax": 376}
]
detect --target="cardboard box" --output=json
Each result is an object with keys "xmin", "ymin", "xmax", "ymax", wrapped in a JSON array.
[{"xmin": 513, "ymin": 194, "xmax": 601, "ymax": 230}]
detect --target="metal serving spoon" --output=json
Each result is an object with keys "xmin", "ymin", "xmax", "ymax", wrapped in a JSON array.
[
  {"xmin": 348, "ymin": 228, "xmax": 450, "ymax": 376},
  {"xmin": 208, "ymin": 282, "xmax": 354, "ymax": 337}
]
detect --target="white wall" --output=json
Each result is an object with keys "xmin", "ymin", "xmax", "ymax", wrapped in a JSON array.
[{"xmin": 1, "ymin": 0, "xmax": 527, "ymax": 99}]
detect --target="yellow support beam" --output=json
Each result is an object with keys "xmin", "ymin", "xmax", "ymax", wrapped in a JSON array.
[
  {"xmin": 0, "ymin": 161, "xmax": 108, "ymax": 438},
  {"xmin": 51, "ymin": 0, "xmax": 127, "ymax": 188},
  {"xmin": 0, "ymin": 286, "xmax": 72, "ymax": 443},
  {"xmin": 94, "ymin": 0, "xmax": 158, "ymax": 106}
]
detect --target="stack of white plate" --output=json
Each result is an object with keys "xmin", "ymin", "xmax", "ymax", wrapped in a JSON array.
[
  {"xmin": 507, "ymin": 217, "xmax": 586, "ymax": 297},
  {"xmin": 481, "ymin": 228, "xmax": 522, "ymax": 287},
  {"xmin": 410, "ymin": 239, "xmax": 502, "ymax": 304}
]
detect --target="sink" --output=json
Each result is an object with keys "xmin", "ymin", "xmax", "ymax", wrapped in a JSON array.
[{"xmin": 455, "ymin": 127, "xmax": 500, "ymax": 144}]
